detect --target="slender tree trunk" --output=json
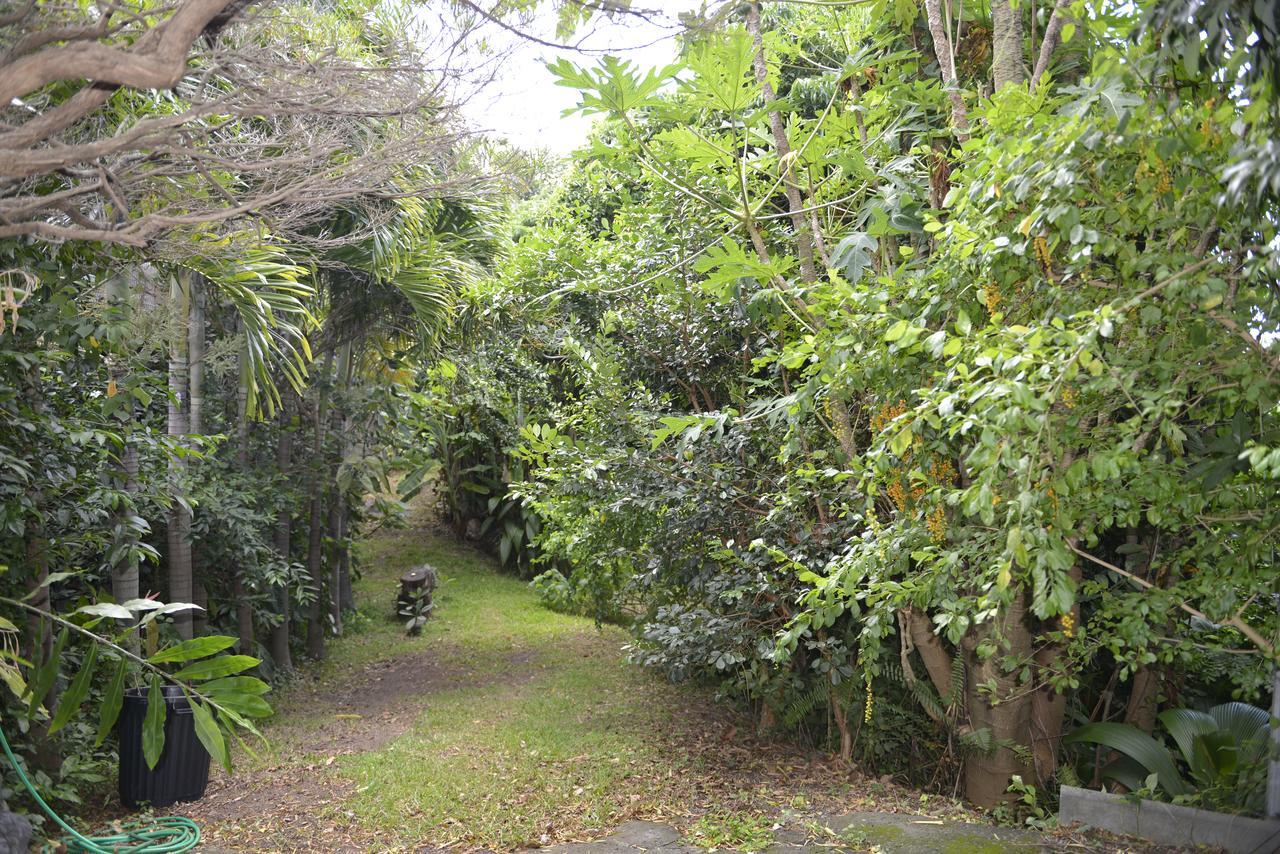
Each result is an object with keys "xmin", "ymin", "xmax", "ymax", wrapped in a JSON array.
[
  {"xmin": 1030, "ymin": 0, "xmax": 1073, "ymax": 89},
  {"xmin": 110, "ymin": 359, "xmax": 141, "ymax": 653},
  {"xmin": 991, "ymin": 0, "xmax": 1025, "ymax": 90},
  {"xmin": 271, "ymin": 397, "xmax": 295, "ymax": 671},
  {"xmin": 304, "ymin": 353, "xmax": 333, "ymax": 660},
  {"xmin": 338, "ymin": 504, "xmax": 354, "ymax": 612},
  {"xmin": 167, "ymin": 271, "xmax": 193, "ymax": 639},
  {"xmin": 745, "ymin": 0, "xmax": 817, "ymax": 284},
  {"xmin": 335, "ymin": 343, "xmax": 356, "ymax": 617},
  {"xmin": 21, "ymin": 362, "xmax": 60, "ymax": 772},
  {"xmin": 232, "ymin": 339, "xmax": 256, "ymax": 654},
  {"xmin": 188, "ymin": 280, "xmax": 210, "ymax": 636},
  {"xmin": 108, "ymin": 276, "xmax": 141, "ymax": 646},
  {"xmin": 923, "ymin": 0, "xmax": 970, "ymax": 138}
]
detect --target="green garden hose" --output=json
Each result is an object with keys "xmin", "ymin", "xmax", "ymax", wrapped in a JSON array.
[{"xmin": 0, "ymin": 723, "xmax": 199, "ymax": 853}]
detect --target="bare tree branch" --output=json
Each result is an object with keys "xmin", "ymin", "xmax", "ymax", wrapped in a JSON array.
[{"xmin": 0, "ymin": 0, "xmax": 504, "ymax": 247}]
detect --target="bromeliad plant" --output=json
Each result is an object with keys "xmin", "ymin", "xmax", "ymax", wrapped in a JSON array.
[
  {"xmin": 1065, "ymin": 702, "xmax": 1271, "ymax": 814},
  {"xmin": 3, "ymin": 596, "xmax": 271, "ymax": 773}
]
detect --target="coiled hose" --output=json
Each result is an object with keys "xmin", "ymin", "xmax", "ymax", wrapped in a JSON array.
[{"xmin": 0, "ymin": 723, "xmax": 199, "ymax": 852}]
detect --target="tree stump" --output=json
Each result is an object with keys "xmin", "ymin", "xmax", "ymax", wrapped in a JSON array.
[{"xmin": 396, "ymin": 564, "xmax": 437, "ymax": 618}]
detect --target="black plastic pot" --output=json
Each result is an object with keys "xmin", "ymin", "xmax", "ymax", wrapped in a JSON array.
[{"xmin": 118, "ymin": 685, "xmax": 211, "ymax": 809}]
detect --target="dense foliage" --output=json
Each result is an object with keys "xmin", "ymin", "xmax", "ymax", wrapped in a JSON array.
[
  {"xmin": 2, "ymin": 0, "xmax": 1276, "ymax": 836},
  {"xmin": 435, "ymin": 0, "xmax": 1280, "ymax": 812}
]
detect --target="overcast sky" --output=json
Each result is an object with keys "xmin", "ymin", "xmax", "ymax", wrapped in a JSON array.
[{"xmin": 456, "ymin": 2, "xmax": 702, "ymax": 154}]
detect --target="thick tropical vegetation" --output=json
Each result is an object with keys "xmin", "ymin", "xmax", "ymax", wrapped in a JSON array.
[
  {"xmin": 431, "ymin": 0, "xmax": 1280, "ymax": 815},
  {"xmin": 0, "ymin": 0, "xmax": 1276, "ymax": 843}
]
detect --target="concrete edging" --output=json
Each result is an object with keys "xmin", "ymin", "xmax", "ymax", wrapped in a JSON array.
[{"xmin": 1058, "ymin": 784, "xmax": 1280, "ymax": 853}]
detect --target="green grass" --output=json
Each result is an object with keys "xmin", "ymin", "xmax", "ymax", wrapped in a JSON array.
[
  {"xmin": 260, "ymin": 524, "xmax": 713, "ymax": 850},
  {"xmin": 687, "ymin": 812, "xmax": 776, "ymax": 852}
]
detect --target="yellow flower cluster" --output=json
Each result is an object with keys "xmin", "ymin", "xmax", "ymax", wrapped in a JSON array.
[
  {"xmin": 1153, "ymin": 157, "xmax": 1172, "ymax": 194},
  {"xmin": 1061, "ymin": 386, "xmax": 1077, "ymax": 409},
  {"xmin": 1060, "ymin": 612, "xmax": 1075, "ymax": 639},
  {"xmin": 1033, "ymin": 236, "xmax": 1053, "ymax": 277},
  {"xmin": 824, "ymin": 397, "xmax": 855, "ymax": 452},
  {"xmin": 981, "ymin": 283, "xmax": 1002, "ymax": 314},
  {"xmin": 863, "ymin": 680, "xmax": 874, "ymax": 723}
]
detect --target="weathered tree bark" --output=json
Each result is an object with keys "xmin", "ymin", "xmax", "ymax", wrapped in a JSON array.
[
  {"xmin": 991, "ymin": 0, "xmax": 1026, "ymax": 90},
  {"xmin": 1029, "ymin": 562, "xmax": 1083, "ymax": 785},
  {"xmin": 745, "ymin": 0, "xmax": 817, "ymax": 284},
  {"xmin": 962, "ymin": 591, "xmax": 1037, "ymax": 806},
  {"xmin": 922, "ymin": 0, "xmax": 970, "ymax": 139},
  {"xmin": 167, "ymin": 271, "xmax": 193, "ymax": 639},
  {"xmin": 1030, "ymin": 0, "xmax": 1073, "ymax": 89},
  {"xmin": 270, "ymin": 397, "xmax": 295, "ymax": 672}
]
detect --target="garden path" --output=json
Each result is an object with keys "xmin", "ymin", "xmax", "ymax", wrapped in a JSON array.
[{"xmin": 165, "ymin": 508, "xmax": 1161, "ymax": 853}]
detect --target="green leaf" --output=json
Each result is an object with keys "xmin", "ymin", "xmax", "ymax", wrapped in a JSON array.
[
  {"xmin": 890, "ymin": 428, "xmax": 912, "ymax": 456},
  {"xmin": 27, "ymin": 627, "xmax": 69, "ymax": 717},
  {"xmin": 77, "ymin": 602, "xmax": 135, "ymax": 620},
  {"xmin": 189, "ymin": 696, "xmax": 231, "ymax": 772},
  {"xmin": 208, "ymin": 692, "xmax": 273, "ymax": 719},
  {"xmin": 48, "ymin": 644, "xmax": 97, "ymax": 735},
  {"xmin": 1157, "ymin": 707, "xmax": 1217, "ymax": 766},
  {"xmin": 95, "ymin": 657, "xmax": 128, "ymax": 746},
  {"xmin": 1065, "ymin": 722, "xmax": 1188, "ymax": 796},
  {"xmin": 201, "ymin": 676, "xmax": 271, "ymax": 697},
  {"xmin": 170, "ymin": 655, "xmax": 259, "ymax": 681},
  {"xmin": 884, "ymin": 320, "xmax": 910, "ymax": 343},
  {"xmin": 148, "ymin": 636, "xmax": 237, "ymax": 664},
  {"xmin": 143, "ymin": 675, "xmax": 167, "ymax": 770},
  {"xmin": 956, "ymin": 309, "xmax": 972, "ymax": 335}
]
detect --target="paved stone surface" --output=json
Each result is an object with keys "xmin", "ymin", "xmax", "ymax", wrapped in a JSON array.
[{"xmin": 536, "ymin": 813, "xmax": 1046, "ymax": 853}]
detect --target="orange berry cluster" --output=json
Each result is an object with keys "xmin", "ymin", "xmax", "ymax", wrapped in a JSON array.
[
  {"xmin": 927, "ymin": 505, "xmax": 947, "ymax": 543},
  {"xmin": 887, "ymin": 473, "xmax": 909, "ymax": 513},
  {"xmin": 927, "ymin": 458, "xmax": 956, "ymax": 485},
  {"xmin": 870, "ymin": 399, "xmax": 907, "ymax": 434}
]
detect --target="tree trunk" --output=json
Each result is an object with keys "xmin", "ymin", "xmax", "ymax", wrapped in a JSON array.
[
  {"xmin": 923, "ymin": 0, "xmax": 970, "ymax": 138},
  {"xmin": 304, "ymin": 354, "xmax": 333, "ymax": 660},
  {"xmin": 745, "ymin": 0, "xmax": 817, "ymax": 284},
  {"xmin": 1030, "ymin": 0, "xmax": 1073, "ymax": 89},
  {"xmin": 111, "ymin": 377, "xmax": 141, "ymax": 653},
  {"xmin": 338, "ymin": 507, "xmax": 354, "ymax": 612},
  {"xmin": 167, "ymin": 271, "xmax": 193, "ymax": 639},
  {"xmin": 991, "ymin": 0, "xmax": 1025, "ymax": 90},
  {"xmin": 188, "ymin": 280, "xmax": 209, "ymax": 636},
  {"xmin": 962, "ymin": 591, "xmax": 1037, "ymax": 807},
  {"xmin": 270, "ymin": 398, "xmax": 295, "ymax": 671},
  {"xmin": 232, "ymin": 338, "xmax": 256, "ymax": 654}
]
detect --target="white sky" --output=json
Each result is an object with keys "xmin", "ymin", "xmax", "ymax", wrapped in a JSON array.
[{"xmin": 455, "ymin": 2, "xmax": 703, "ymax": 154}]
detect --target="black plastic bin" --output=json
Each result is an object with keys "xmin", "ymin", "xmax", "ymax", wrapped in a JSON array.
[{"xmin": 118, "ymin": 685, "xmax": 211, "ymax": 809}]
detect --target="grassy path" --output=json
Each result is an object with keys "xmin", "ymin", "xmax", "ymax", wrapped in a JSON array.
[{"xmin": 176, "ymin": 514, "xmax": 966, "ymax": 852}]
